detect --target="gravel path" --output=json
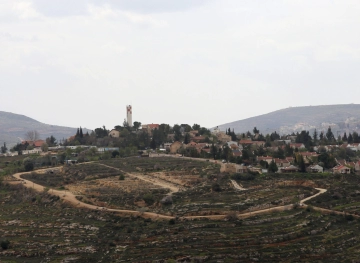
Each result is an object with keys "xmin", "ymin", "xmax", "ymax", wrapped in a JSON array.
[{"xmin": 12, "ymin": 164, "xmax": 355, "ymax": 221}]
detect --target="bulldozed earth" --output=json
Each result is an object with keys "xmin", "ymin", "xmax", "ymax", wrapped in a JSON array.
[{"xmin": 2, "ymin": 157, "xmax": 360, "ymax": 262}]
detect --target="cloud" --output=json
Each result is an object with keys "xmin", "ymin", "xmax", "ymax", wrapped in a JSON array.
[
  {"xmin": 30, "ymin": 0, "xmax": 212, "ymax": 17},
  {"xmin": 0, "ymin": 1, "xmax": 41, "ymax": 21},
  {"xmin": 100, "ymin": 0, "xmax": 213, "ymax": 14},
  {"xmin": 30, "ymin": 0, "xmax": 89, "ymax": 17}
]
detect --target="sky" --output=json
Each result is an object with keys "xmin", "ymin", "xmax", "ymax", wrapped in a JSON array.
[{"xmin": 1, "ymin": 0, "xmax": 360, "ymax": 131}]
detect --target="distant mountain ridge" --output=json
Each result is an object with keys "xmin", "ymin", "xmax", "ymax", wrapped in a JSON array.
[
  {"xmin": 216, "ymin": 104, "xmax": 360, "ymax": 135},
  {"xmin": 0, "ymin": 111, "xmax": 91, "ymax": 148}
]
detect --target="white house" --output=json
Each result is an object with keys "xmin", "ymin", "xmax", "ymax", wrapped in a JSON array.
[
  {"xmin": 22, "ymin": 149, "xmax": 42, "ymax": 155},
  {"xmin": 97, "ymin": 147, "xmax": 119, "ymax": 152},
  {"xmin": 307, "ymin": 164, "xmax": 324, "ymax": 173}
]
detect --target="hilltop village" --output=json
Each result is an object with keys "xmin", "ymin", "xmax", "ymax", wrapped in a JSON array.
[{"xmin": 1, "ymin": 104, "xmax": 360, "ymax": 176}]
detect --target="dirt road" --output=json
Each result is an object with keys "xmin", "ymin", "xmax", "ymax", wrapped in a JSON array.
[
  {"xmin": 97, "ymin": 163, "xmax": 180, "ymax": 193},
  {"xmin": 230, "ymin": 179, "xmax": 247, "ymax": 191},
  {"xmin": 12, "ymin": 169, "xmax": 174, "ymax": 220},
  {"xmin": 11, "ymin": 165, "xmax": 357, "ymax": 221}
]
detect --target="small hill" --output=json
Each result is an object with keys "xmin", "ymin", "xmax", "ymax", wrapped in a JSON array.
[
  {"xmin": 216, "ymin": 104, "xmax": 360, "ymax": 135},
  {"xmin": 0, "ymin": 111, "xmax": 91, "ymax": 147}
]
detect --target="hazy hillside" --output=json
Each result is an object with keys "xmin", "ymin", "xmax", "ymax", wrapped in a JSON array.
[
  {"xmin": 0, "ymin": 111, "xmax": 91, "ymax": 148},
  {"xmin": 216, "ymin": 104, "xmax": 360, "ymax": 135}
]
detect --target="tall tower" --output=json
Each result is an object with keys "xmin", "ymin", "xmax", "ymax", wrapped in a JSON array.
[{"xmin": 126, "ymin": 105, "xmax": 132, "ymax": 127}]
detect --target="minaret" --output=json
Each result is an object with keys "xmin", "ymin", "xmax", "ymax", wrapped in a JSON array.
[{"xmin": 126, "ymin": 105, "xmax": 132, "ymax": 127}]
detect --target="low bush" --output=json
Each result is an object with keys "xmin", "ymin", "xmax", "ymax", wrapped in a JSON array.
[{"xmin": 1, "ymin": 240, "xmax": 10, "ymax": 250}]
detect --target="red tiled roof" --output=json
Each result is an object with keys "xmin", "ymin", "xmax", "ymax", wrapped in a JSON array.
[
  {"xmin": 33, "ymin": 140, "xmax": 45, "ymax": 147},
  {"xmin": 333, "ymin": 165, "xmax": 345, "ymax": 171},
  {"xmin": 22, "ymin": 140, "xmax": 45, "ymax": 147},
  {"xmin": 239, "ymin": 140, "xmax": 253, "ymax": 144},
  {"xmin": 274, "ymin": 158, "xmax": 290, "ymax": 164}
]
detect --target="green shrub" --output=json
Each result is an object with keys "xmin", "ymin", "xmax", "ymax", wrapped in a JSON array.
[
  {"xmin": 345, "ymin": 214, "xmax": 354, "ymax": 221},
  {"xmin": 1, "ymin": 240, "xmax": 10, "ymax": 250},
  {"xmin": 119, "ymin": 174, "xmax": 125, "ymax": 180},
  {"xmin": 212, "ymin": 183, "xmax": 221, "ymax": 192},
  {"xmin": 23, "ymin": 158, "xmax": 34, "ymax": 172},
  {"xmin": 143, "ymin": 193, "xmax": 155, "ymax": 206},
  {"xmin": 231, "ymin": 173, "xmax": 255, "ymax": 181}
]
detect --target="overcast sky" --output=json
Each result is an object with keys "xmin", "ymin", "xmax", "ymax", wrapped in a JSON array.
[{"xmin": 1, "ymin": 0, "xmax": 360, "ymax": 131}]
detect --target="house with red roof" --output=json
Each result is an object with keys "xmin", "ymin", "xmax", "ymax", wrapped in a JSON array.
[
  {"xmin": 239, "ymin": 139, "xmax": 253, "ymax": 145},
  {"xmin": 299, "ymin": 151, "xmax": 319, "ymax": 163},
  {"xmin": 142, "ymin": 124, "xmax": 160, "ymax": 134},
  {"xmin": 257, "ymin": 156, "xmax": 273, "ymax": 164},
  {"xmin": 332, "ymin": 165, "xmax": 351, "ymax": 174},
  {"xmin": 274, "ymin": 158, "xmax": 290, "ymax": 168},
  {"xmin": 289, "ymin": 143, "xmax": 305, "ymax": 149},
  {"xmin": 22, "ymin": 140, "xmax": 46, "ymax": 148}
]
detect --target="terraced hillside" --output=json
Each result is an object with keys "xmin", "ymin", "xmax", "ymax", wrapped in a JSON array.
[{"xmin": 2, "ymin": 182, "xmax": 360, "ymax": 262}]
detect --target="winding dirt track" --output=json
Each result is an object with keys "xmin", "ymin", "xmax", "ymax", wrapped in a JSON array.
[
  {"xmin": 97, "ymin": 163, "xmax": 180, "ymax": 194},
  {"xmin": 11, "ymin": 164, "xmax": 358, "ymax": 221}
]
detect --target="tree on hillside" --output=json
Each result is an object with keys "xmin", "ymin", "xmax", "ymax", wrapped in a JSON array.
[
  {"xmin": 94, "ymin": 126, "xmax": 108, "ymax": 138},
  {"xmin": 79, "ymin": 127, "xmax": 84, "ymax": 138},
  {"xmin": 342, "ymin": 132, "xmax": 348, "ymax": 142},
  {"xmin": 272, "ymin": 147, "xmax": 285, "ymax": 159},
  {"xmin": 150, "ymin": 138, "xmax": 156, "ymax": 150},
  {"xmin": 133, "ymin": 121, "xmax": 142, "ymax": 130},
  {"xmin": 318, "ymin": 152, "xmax": 336, "ymax": 169},
  {"xmin": 284, "ymin": 143, "xmax": 294, "ymax": 157},
  {"xmin": 192, "ymin": 124, "xmax": 200, "ymax": 130},
  {"xmin": 268, "ymin": 160, "xmax": 278, "ymax": 173},
  {"xmin": 296, "ymin": 130, "xmax": 313, "ymax": 149},
  {"xmin": 353, "ymin": 132, "xmax": 360, "ymax": 143},
  {"xmin": 270, "ymin": 131, "xmax": 280, "ymax": 141},
  {"xmin": 296, "ymin": 154, "xmax": 306, "ymax": 173},
  {"xmin": 23, "ymin": 157, "xmax": 34, "ymax": 171},
  {"xmin": 184, "ymin": 133, "xmax": 190, "ymax": 144},
  {"xmin": 45, "ymin": 135, "xmax": 57, "ymax": 147},
  {"xmin": 1, "ymin": 142, "xmax": 7, "ymax": 153},
  {"xmin": 326, "ymin": 127, "xmax": 335, "ymax": 142},
  {"xmin": 198, "ymin": 127, "xmax": 211, "ymax": 136},
  {"xmin": 253, "ymin": 127, "xmax": 259, "ymax": 134},
  {"xmin": 348, "ymin": 133, "xmax": 353, "ymax": 143},
  {"xmin": 210, "ymin": 143, "xmax": 217, "ymax": 160},
  {"xmin": 181, "ymin": 124, "xmax": 192, "ymax": 132},
  {"xmin": 313, "ymin": 129, "xmax": 318, "ymax": 145},
  {"xmin": 41, "ymin": 143, "xmax": 48, "ymax": 152},
  {"xmin": 25, "ymin": 130, "xmax": 39, "ymax": 142}
]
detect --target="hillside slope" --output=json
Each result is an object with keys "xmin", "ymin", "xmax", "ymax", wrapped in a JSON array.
[
  {"xmin": 216, "ymin": 104, "xmax": 360, "ymax": 135},
  {"xmin": 0, "ymin": 111, "xmax": 91, "ymax": 147}
]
